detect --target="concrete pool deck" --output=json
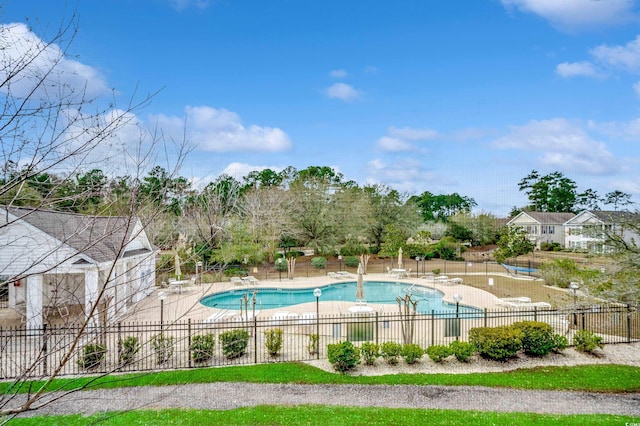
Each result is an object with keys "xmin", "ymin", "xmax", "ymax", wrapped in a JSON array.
[{"xmin": 119, "ymin": 274, "xmax": 505, "ymax": 324}]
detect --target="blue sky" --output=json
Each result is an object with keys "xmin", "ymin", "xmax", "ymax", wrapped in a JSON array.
[{"xmin": 3, "ymin": 0, "xmax": 640, "ymax": 216}]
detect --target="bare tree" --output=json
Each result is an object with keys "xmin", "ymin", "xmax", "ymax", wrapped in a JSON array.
[{"xmin": 0, "ymin": 10, "xmax": 188, "ymax": 418}]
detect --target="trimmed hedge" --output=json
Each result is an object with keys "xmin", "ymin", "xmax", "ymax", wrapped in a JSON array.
[
  {"xmin": 469, "ymin": 326, "xmax": 523, "ymax": 361},
  {"xmin": 328, "ymin": 341, "xmax": 361, "ymax": 373}
]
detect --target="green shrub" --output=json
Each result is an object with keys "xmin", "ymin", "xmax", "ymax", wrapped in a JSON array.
[
  {"xmin": 402, "ymin": 344, "xmax": 424, "ymax": 364},
  {"xmin": 151, "ymin": 334, "xmax": 175, "ymax": 365},
  {"xmin": 359, "ymin": 342, "xmax": 380, "ymax": 365},
  {"xmin": 219, "ymin": 329, "xmax": 250, "ymax": 359},
  {"xmin": 224, "ymin": 267, "xmax": 248, "ymax": 277},
  {"xmin": 512, "ymin": 321, "xmax": 556, "ymax": 356},
  {"xmin": 77, "ymin": 343, "xmax": 106, "ymax": 370},
  {"xmin": 307, "ymin": 333, "xmax": 319, "ymax": 355},
  {"xmin": 344, "ymin": 256, "xmax": 360, "ymax": 267},
  {"xmin": 311, "ymin": 257, "xmax": 327, "ymax": 269},
  {"xmin": 469, "ymin": 326, "xmax": 523, "ymax": 361},
  {"xmin": 327, "ymin": 341, "xmax": 361, "ymax": 373},
  {"xmin": 552, "ymin": 334, "xmax": 568, "ymax": 353},
  {"xmin": 573, "ymin": 330, "xmax": 603, "ymax": 353},
  {"xmin": 426, "ymin": 345, "xmax": 452, "ymax": 363},
  {"xmin": 380, "ymin": 341, "xmax": 402, "ymax": 365},
  {"xmin": 449, "ymin": 340, "xmax": 475, "ymax": 362},
  {"xmin": 432, "ymin": 269, "xmax": 441, "ymax": 275},
  {"xmin": 275, "ymin": 259, "xmax": 287, "ymax": 271},
  {"xmin": 191, "ymin": 333, "xmax": 216, "ymax": 363},
  {"xmin": 265, "ymin": 328, "xmax": 284, "ymax": 357},
  {"xmin": 119, "ymin": 336, "xmax": 140, "ymax": 365}
]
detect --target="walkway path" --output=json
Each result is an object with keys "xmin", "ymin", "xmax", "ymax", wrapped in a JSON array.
[{"xmin": 11, "ymin": 383, "xmax": 640, "ymax": 418}]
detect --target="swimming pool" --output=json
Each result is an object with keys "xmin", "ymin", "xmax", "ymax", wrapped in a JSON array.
[{"xmin": 200, "ymin": 281, "xmax": 478, "ymax": 315}]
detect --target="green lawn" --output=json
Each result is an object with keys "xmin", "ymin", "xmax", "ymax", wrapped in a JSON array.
[
  {"xmin": 8, "ymin": 406, "xmax": 640, "ymax": 426},
  {"xmin": 3, "ymin": 363, "xmax": 639, "ymax": 425}
]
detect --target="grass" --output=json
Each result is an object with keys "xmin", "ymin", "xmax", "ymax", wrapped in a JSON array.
[
  {"xmin": 7, "ymin": 406, "xmax": 640, "ymax": 426},
  {"xmin": 3, "ymin": 362, "xmax": 639, "ymax": 425},
  {"xmin": 3, "ymin": 362, "xmax": 639, "ymax": 395}
]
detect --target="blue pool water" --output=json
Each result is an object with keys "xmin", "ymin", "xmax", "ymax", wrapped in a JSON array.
[{"xmin": 200, "ymin": 281, "xmax": 478, "ymax": 315}]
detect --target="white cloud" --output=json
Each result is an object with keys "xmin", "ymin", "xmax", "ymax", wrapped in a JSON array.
[
  {"xmin": 556, "ymin": 61, "xmax": 602, "ymax": 78},
  {"xmin": 0, "ymin": 23, "xmax": 109, "ymax": 100},
  {"xmin": 634, "ymin": 81, "xmax": 640, "ymax": 97},
  {"xmin": 324, "ymin": 83, "xmax": 361, "ymax": 101},
  {"xmin": 221, "ymin": 162, "xmax": 271, "ymax": 180},
  {"xmin": 591, "ymin": 35, "xmax": 640, "ymax": 72},
  {"xmin": 492, "ymin": 118, "xmax": 617, "ymax": 175},
  {"xmin": 366, "ymin": 158, "xmax": 435, "ymax": 193},
  {"xmin": 375, "ymin": 126, "xmax": 439, "ymax": 152},
  {"xmin": 329, "ymin": 69, "xmax": 348, "ymax": 78},
  {"xmin": 388, "ymin": 126, "xmax": 439, "ymax": 141},
  {"xmin": 376, "ymin": 136, "xmax": 415, "ymax": 152},
  {"xmin": 151, "ymin": 106, "xmax": 293, "ymax": 152},
  {"xmin": 501, "ymin": 0, "xmax": 638, "ymax": 31}
]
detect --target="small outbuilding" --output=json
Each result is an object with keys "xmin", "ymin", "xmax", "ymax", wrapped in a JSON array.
[{"xmin": 0, "ymin": 206, "xmax": 157, "ymax": 330}]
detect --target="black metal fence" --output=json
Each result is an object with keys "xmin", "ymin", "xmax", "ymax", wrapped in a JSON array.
[{"xmin": 0, "ymin": 304, "xmax": 637, "ymax": 380}]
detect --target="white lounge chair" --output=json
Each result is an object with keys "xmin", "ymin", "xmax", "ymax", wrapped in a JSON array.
[
  {"xmin": 230, "ymin": 277, "xmax": 244, "ymax": 286},
  {"xmin": 298, "ymin": 312, "xmax": 317, "ymax": 324}
]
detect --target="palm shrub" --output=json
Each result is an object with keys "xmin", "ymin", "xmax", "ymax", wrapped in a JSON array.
[
  {"xmin": 426, "ymin": 344, "xmax": 451, "ymax": 363},
  {"xmin": 191, "ymin": 333, "xmax": 216, "ymax": 363},
  {"xmin": 380, "ymin": 341, "xmax": 402, "ymax": 365},
  {"xmin": 359, "ymin": 342, "xmax": 380, "ymax": 365},
  {"xmin": 402, "ymin": 344, "xmax": 424, "ymax": 364},
  {"xmin": 573, "ymin": 330, "xmax": 604, "ymax": 353},
  {"xmin": 219, "ymin": 329, "xmax": 250, "ymax": 359},
  {"xmin": 78, "ymin": 343, "xmax": 106, "ymax": 369},
  {"xmin": 265, "ymin": 328, "xmax": 284, "ymax": 357},
  {"xmin": 119, "ymin": 336, "xmax": 140, "ymax": 365},
  {"xmin": 151, "ymin": 334, "xmax": 175, "ymax": 365},
  {"xmin": 469, "ymin": 326, "xmax": 523, "ymax": 361},
  {"xmin": 512, "ymin": 321, "xmax": 557, "ymax": 356},
  {"xmin": 449, "ymin": 340, "xmax": 475, "ymax": 362},
  {"xmin": 327, "ymin": 341, "xmax": 361, "ymax": 373}
]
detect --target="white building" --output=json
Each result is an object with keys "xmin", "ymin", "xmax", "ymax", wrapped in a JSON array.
[
  {"xmin": 0, "ymin": 207, "xmax": 157, "ymax": 330},
  {"xmin": 507, "ymin": 211, "xmax": 576, "ymax": 250},
  {"xmin": 564, "ymin": 210, "xmax": 640, "ymax": 253}
]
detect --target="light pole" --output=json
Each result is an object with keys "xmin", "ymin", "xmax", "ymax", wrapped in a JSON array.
[
  {"xmin": 338, "ymin": 255, "xmax": 342, "ymax": 272},
  {"xmin": 158, "ymin": 291, "xmax": 167, "ymax": 333},
  {"xmin": 453, "ymin": 293, "xmax": 462, "ymax": 341},
  {"xmin": 196, "ymin": 261, "xmax": 203, "ymax": 285},
  {"xmin": 415, "ymin": 257, "xmax": 421, "ymax": 278},
  {"xmin": 277, "ymin": 258, "xmax": 283, "ymax": 282},
  {"xmin": 313, "ymin": 288, "xmax": 322, "ymax": 359},
  {"xmin": 570, "ymin": 281, "xmax": 579, "ymax": 325}
]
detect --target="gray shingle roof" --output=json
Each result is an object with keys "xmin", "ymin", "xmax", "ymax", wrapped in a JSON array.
[
  {"xmin": 4, "ymin": 207, "xmax": 148, "ymax": 264},
  {"xmin": 522, "ymin": 211, "xmax": 576, "ymax": 224}
]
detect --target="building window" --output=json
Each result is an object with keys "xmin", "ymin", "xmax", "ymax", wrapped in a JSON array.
[{"xmin": 548, "ymin": 225, "xmax": 554, "ymax": 234}]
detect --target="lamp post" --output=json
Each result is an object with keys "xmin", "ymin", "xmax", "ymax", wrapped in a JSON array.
[
  {"xmin": 313, "ymin": 288, "xmax": 322, "ymax": 359},
  {"xmin": 453, "ymin": 293, "xmax": 462, "ymax": 341},
  {"xmin": 277, "ymin": 258, "xmax": 283, "ymax": 282},
  {"xmin": 338, "ymin": 255, "xmax": 342, "ymax": 271},
  {"xmin": 158, "ymin": 291, "xmax": 167, "ymax": 333},
  {"xmin": 415, "ymin": 257, "xmax": 421, "ymax": 278},
  {"xmin": 196, "ymin": 261, "xmax": 203, "ymax": 285},
  {"xmin": 569, "ymin": 281, "xmax": 579, "ymax": 326}
]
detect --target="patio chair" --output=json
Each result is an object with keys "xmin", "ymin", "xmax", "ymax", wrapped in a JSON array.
[{"xmin": 230, "ymin": 277, "xmax": 244, "ymax": 286}]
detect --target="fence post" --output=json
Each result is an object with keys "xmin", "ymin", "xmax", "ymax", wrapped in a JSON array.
[
  {"xmin": 41, "ymin": 323, "xmax": 48, "ymax": 376},
  {"xmin": 484, "ymin": 308, "xmax": 487, "ymax": 328},
  {"xmin": 627, "ymin": 304, "xmax": 632, "ymax": 344},
  {"xmin": 581, "ymin": 311, "xmax": 586, "ymax": 330},
  {"xmin": 254, "ymin": 316, "xmax": 258, "ymax": 364},
  {"xmin": 117, "ymin": 322, "xmax": 122, "ymax": 364},
  {"xmin": 534, "ymin": 306, "xmax": 537, "ymax": 322},
  {"xmin": 188, "ymin": 319, "xmax": 192, "ymax": 368},
  {"xmin": 375, "ymin": 312, "xmax": 379, "ymax": 345},
  {"xmin": 430, "ymin": 310, "xmax": 435, "ymax": 346}
]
